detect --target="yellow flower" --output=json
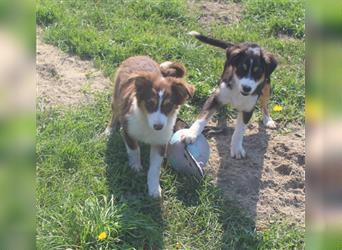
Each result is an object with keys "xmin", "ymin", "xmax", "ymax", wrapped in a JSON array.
[
  {"xmin": 175, "ymin": 242, "xmax": 181, "ymax": 249},
  {"xmin": 97, "ymin": 231, "xmax": 107, "ymax": 241},
  {"xmin": 273, "ymin": 105, "xmax": 283, "ymax": 112}
]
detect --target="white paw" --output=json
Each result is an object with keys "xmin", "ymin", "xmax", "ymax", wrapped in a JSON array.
[
  {"xmin": 263, "ymin": 116, "xmax": 277, "ymax": 129},
  {"xmin": 148, "ymin": 185, "xmax": 161, "ymax": 198},
  {"xmin": 103, "ymin": 127, "xmax": 112, "ymax": 137},
  {"xmin": 128, "ymin": 155, "xmax": 142, "ymax": 172},
  {"xmin": 130, "ymin": 162, "xmax": 142, "ymax": 172},
  {"xmin": 180, "ymin": 129, "xmax": 198, "ymax": 144},
  {"xmin": 230, "ymin": 144, "xmax": 246, "ymax": 159}
]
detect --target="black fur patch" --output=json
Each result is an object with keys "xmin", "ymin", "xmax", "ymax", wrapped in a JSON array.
[{"xmin": 243, "ymin": 110, "xmax": 254, "ymax": 124}]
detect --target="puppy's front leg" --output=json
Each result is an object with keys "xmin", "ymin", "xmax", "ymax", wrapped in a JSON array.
[
  {"xmin": 230, "ymin": 110, "xmax": 254, "ymax": 159},
  {"xmin": 260, "ymin": 84, "xmax": 276, "ymax": 129},
  {"xmin": 148, "ymin": 145, "xmax": 165, "ymax": 198},
  {"xmin": 123, "ymin": 130, "xmax": 142, "ymax": 172},
  {"xmin": 105, "ymin": 102, "xmax": 120, "ymax": 136},
  {"xmin": 182, "ymin": 87, "xmax": 225, "ymax": 144}
]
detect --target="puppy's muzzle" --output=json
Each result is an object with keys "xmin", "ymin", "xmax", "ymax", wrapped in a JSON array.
[
  {"xmin": 153, "ymin": 124, "xmax": 164, "ymax": 130},
  {"xmin": 241, "ymin": 85, "xmax": 252, "ymax": 96}
]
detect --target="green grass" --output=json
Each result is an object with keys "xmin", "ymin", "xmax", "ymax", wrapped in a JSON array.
[
  {"xmin": 36, "ymin": 0, "xmax": 304, "ymax": 124},
  {"xmin": 37, "ymin": 95, "xmax": 304, "ymax": 249},
  {"xmin": 36, "ymin": 0, "xmax": 305, "ymax": 249}
]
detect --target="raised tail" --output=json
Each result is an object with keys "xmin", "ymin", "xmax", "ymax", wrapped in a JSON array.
[{"xmin": 188, "ymin": 31, "xmax": 234, "ymax": 50}]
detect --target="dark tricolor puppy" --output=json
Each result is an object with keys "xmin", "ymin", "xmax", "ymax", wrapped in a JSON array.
[
  {"xmin": 182, "ymin": 31, "xmax": 277, "ymax": 159},
  {"xmin": 105, "ymin": 56, "xmax": 194, "ymax": 197}
]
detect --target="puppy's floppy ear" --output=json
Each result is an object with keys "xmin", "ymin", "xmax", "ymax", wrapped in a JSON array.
[
  {"xmin": 160, "ymin": 61, "xmax": 186, "ymax": 78},
  {"xmin": 226, "ymin": 45, "xmax": 243, "ymax": 64},
  {"xmin": 127, "ymin": 72, "xmax": 153, "ymax": 100},
  {"xmin": 263, "ymin": 52, "xmax": 277, "ymax": 79},
  {"xmin": 171, "ymin": 78, "xmax": 195, "ymax": 105}
]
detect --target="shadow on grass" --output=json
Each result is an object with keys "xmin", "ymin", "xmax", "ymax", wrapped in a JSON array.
[
  {"xmin": 170, "ymin": 161, "xmax": 263, "ymax": 249},
  {"xmin": 104, "ymin": 120, "xmax": 271, "ymax": 249},
  {"xmin": 105, "ymin": 132, "xmax": 164, "ymax": 249},
  {"xmin": 163, "ymin": 118, "xmax": 271, "ymax": 248}
]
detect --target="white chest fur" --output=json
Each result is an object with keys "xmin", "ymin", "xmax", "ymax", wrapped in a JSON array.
[
  {"xmin": 217, "ymin": 82, "xmax": 258, "ymax": 112},
  {"xmin": 126, "ymin": 100, "xmax": 177, "ymax": 145}
]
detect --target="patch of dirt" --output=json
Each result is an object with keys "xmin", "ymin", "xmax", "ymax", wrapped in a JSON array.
[
  {"xmin": 188, "ymin": 0, "xmax": 244, "ymax": 26},
  {"xmin": 36, "ymin": 28, "xmax": 111, "ymax": 108},
  {"xmin": 205, "ymin": 120, "xmax": 305, "ymax": 229}
]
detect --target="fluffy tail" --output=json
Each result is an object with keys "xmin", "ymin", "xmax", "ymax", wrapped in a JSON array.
[
  {"xmin": 160, "ymin": 61, "xmax": 186, "ymax": 78},
  {"xmin": 188, "ymin": 31, "xmax": 234, "ymax": 50}
]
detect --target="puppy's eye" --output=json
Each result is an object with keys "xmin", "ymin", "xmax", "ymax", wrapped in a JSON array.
[
  {"xmin": 162, "ymin": 101, "xmax": 173, "ymax": 114},
  {"xmin": 146, "ymin": 100, "xmax": 156, "ymax": 110},
  {"xmin": 146, "ymin": 100, "xmax": 154, "ymax": 106}
]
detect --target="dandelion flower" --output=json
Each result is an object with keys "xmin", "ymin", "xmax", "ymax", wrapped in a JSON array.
[
  {"xmin": 175, "ymin": 242, "xmax": 181, "ymax": 249},
  {"xmin": 97, "ymin": 231, "xmax": 107, "ymax": 241},
  {"xmin": 273, "ymin": 105, "xmax": 283, "ymax": 112}
]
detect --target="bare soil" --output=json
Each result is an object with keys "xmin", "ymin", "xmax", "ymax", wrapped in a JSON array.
[
  {"xmin": 36, "ymin": 28, "xmax": 305, "ymax": 229},
  {"xmin": 188, "ymin": 0, "xmax": 244, "ymax": 26},
  {"xmin": 36, "ymin": 28, "xmax": 111, "ymax": 109},
  {"xmin": 205, "ymin": 120, "xmax": 305, "ymax": 229}
]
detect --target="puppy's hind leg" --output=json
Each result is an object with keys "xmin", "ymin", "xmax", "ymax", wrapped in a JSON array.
[
  {"xmin": 104, "ymin": 103, "xmax": 121, "ymax": 136},
  {"xmin": 104, "ymin": 114, "xmax": 120, "ymax": 137},
  {"xmin": 260, "ymin": 84, "xmax": 276, "ymax": 129}
]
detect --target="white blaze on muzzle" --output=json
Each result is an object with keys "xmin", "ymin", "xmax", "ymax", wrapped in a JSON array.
[
  {"xmin": 239, "ymin": 77, "xmax": 257, "ymax": 93},
  {"xmin": 237, "ymin": 59, "xmax": 258, "ymax": 94},
  {"xmin": 147, "ymin": 90, "xmax": 167, "ymax": 130}
]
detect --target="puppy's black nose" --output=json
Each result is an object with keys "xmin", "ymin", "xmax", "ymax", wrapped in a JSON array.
[
  {"xmin": 242, "ymin": 85, "xmax": 252, "ymax": 93},
  {"xmin": 153, "ymin": 124, "xmax": 163, "ymax": 130}
]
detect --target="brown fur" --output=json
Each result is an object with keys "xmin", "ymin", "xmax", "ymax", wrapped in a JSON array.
[
  {"xmin": 107, "ymin": 56, "xmax": 194, "ymax": 142},
  {"xmin": 160, "ymin": 62, "xmax": 186, "ymax": 78},
  {"xmin": 259, "ymin": 83, "xmax": 271, "ymax": 119}
]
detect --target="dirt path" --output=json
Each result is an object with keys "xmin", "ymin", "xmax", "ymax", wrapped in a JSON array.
[{"xmin": 37, "ymin": 28, "xmax": 305, "ymax": 228}]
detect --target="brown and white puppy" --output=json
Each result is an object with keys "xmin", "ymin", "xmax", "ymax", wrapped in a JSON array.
[
  {"xmin": 105, "ymin": 56, "xmax": 194, "ymax": 197},
  {"xmin": 182, "ymin": 31, "xmax": 277, "ymax": 159}
]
